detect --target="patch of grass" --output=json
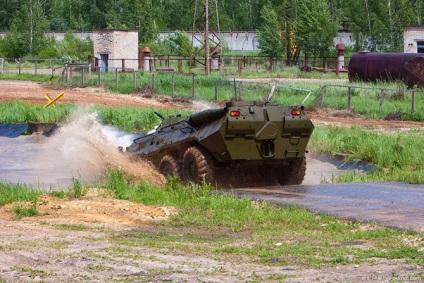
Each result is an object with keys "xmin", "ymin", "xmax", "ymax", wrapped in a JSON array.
[
  {"xmin": 10, "ymin": 267, "xmax": 52, "ymax": 279},
  {"xmin": 105, "ymin": 170, "xmax": 423, "ymax": 267},
  {"xmin": 12, "ymin": 205, "xmax": 39, "ymax": 219},
  {"xmin": 0, "ymin": 100, "xmax": 72, "ymax": 123},
  {"xmin": 0, "ymin": 182, "xmax": 42, "ymax": 206},
  {"xmin": 309, "ymin": 125, "xmax": 424, "ymax": 183},
  {"xmin": 53, "ymin": 223, "xmax": 89, "ymax": 231},
  {"xmin": 0, "ymin": 73, "xmax": 54, "ymax": 82}
]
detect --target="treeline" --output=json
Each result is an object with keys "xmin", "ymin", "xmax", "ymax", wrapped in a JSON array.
[{"xmin": 0, "ymin": 0, "xmax": 423, "ymax": 59}]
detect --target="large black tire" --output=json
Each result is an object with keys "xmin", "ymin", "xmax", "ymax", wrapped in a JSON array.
[
  {"xmin": 159, "ymin": 154, "xmax": 181, "ymax": 179},
  {"xmin": 182, "ymin": 146, "xmax": 215, "ymax": 184},
  {"xmin": 274, "ymin": 155, "xmax": 307, "ymax": 185}
]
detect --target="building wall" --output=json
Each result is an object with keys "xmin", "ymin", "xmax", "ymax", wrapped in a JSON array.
[
  {"xmin": 404, "ymin": 26, "xmax": 424, "ymax": 53},
  {"xmin": 93, "ymin": 30, "xmax": 138, "ymax": 70}
]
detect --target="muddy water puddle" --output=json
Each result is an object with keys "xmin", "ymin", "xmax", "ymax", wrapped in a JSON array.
[
  {"xmin": 1, "ymin": 133, "xmax": 423, "ymax": 233},
  {"xmin": 0, "ymin": 134, "xmax": 75, "ymax": 189},
  {"xmin": 234, "ymin": 182, "xmax": 424, "ymax": 233}
]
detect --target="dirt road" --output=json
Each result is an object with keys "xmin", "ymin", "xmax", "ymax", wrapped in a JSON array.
[{"xmin": 0, "ymin": 80, "xmax": 423, "ymax": 282}]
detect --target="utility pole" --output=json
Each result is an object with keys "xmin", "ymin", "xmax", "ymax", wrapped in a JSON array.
[{"xmin": 192, "ymin": 0, "xmax": 221, "ymax": 76}]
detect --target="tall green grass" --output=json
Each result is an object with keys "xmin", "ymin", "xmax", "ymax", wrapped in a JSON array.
[
  {"xmin": 0, "ymin": 100, "xmax": 72, "ymax": 123},
  {"xmin": 310, "ymin": 126, "xmax": 424, "ymax": 183},
  {"xmin": 0, "ymin": 182, "xmax": 42, "ymax": 206}
]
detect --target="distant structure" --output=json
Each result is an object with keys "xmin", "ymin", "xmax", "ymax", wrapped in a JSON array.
[
  {"xmin": 0, "ymin": 30, "xmax": 354, "ymax": 53},
  {"xmin": 404, "ymin": 26, "xmax": 424, "ymax": 53},
  {"xmin": 92, "ymin": 29, "xmax": 138, "ymax": 72}
]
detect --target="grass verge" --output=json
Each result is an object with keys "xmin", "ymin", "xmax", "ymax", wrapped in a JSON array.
[
  {"xmin": 309, "ymin": 125, "xmax": 424, "ymax": 184},
  {"xmin": 105, "ymin": 170, "xmax": 423, "ymax": 268}
]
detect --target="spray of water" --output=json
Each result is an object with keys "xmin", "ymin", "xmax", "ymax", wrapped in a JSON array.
[{"xmin": 39, "ymin": 106, "xmax": 165, "ymax": 187}]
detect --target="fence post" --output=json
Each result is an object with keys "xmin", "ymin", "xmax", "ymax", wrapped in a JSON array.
[
  {"xmin": 35, "ymin": 61, "xmax": 38, "ymax": 75},
  {"xmin": 1, "ymin": 58, "xmax": 4, "ymax": 74},
  {"xmin": 82, "ymin": 67, "xmax": 85, "ymax": 86},
  {"xmin": 320, "ymin": 85, "xmax": 326, "ymax": 107},
  {"xmin": 97, "ymin": 66, "xmax": 101, "ymax": 85},
  {"xmin": 178, "ymin": 59, "xmax": 182, "ymax": 73},
  {"xmin": 347, "ymin": 86, "xmax": 352, "ymax": 109},
  {"xmin": 171, "ymin": 72, "xmax": 175, "ymax": 98},
  {"xmin": 151, "ymin": 73, "xmax": 155, "ymax": 93},
  {"xmin": 214, "ymin": 81, "xmax": 218, "ymax": 102},
  {"xmin": 233, "ymin": 78, "xmax": 237, "ymax": 100},
  {"xmin": 51, "ymin": 60, "xmax": 54, "ymax": 76},
  {"xmin": 133, "ymin": 70, "xmax": 137, "ymax": 89},
  {"xmin": 379, "ymin": 89, "xmax": 384, "ymax": 112},
  {"xmin": 269, "ymin": 57, "xmax": 273, "ymax": 73},
  {"xmin": 191, "ymin": 73, "xmax": 195, "ymax": 98},
  {"xmin": 65, "ymin": 64, "xmax": 69, "ymax": 84},
  {"xmin": 238, "ymin": 59, "xmax": 242, "ymax": 76},
  {"xmin": 411, "ymin": 90, "xmax": 415, "ymax": 113},
  {"xmin": 115, "ymin": 68, "xmax": 118, "ymax": 89},
  {"xmin": 239, "ymin": 81, "xmax": 243, "ymax": 100},
  {"xmin": 18, "ymin": 60, "xmax": 21, "ymax": 75}
]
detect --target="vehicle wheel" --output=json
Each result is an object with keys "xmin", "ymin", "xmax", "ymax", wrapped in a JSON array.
[
  {"xmin": 274, "ymin": 155, "xmax": 307, "ymax": 185},
  {"xmin": 159, "ymin": 154, "xmax": 181, "ymax": 179},
  {"xmin": 182, "ymin": 146, "xmax": 215, "ymax": 184}
]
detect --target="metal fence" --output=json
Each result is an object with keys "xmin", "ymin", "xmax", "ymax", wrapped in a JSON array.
[
  {"xmin": 319, "ymin": 85, "xmax": 423, "ymax": 114},
  {"xmin": 1, "ymin": 55, "xmax": 349, "ymax": 77}
]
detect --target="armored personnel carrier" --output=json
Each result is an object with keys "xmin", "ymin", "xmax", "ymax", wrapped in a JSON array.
[{"xmin": 126, "ymin": 97, "xmax": 314, "ymax": 186}]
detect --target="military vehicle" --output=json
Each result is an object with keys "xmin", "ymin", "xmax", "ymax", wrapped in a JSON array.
[{"xmin": 125, "ymin": 92, "xmax": 314, "ymax": 186}]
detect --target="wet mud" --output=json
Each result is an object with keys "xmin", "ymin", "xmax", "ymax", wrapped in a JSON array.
[{"xmin": 1, "ymin": 123, "xmax": 422, "ymax": 233}]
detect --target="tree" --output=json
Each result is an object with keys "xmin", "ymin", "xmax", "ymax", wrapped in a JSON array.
[
  {"xmin": 257, "ymin": 5, "xmax": 285, "ymax": 57},
  {"xmin": 295, "ymin": 0, "xmax": 339, "ymax": 58},
  {"xmin": 8, "ymin": 0, "xmax": 48, "ymax": 57},
  {"xmin": 122, "ymin": 0, "xmax": 156, "ymax": 44}
]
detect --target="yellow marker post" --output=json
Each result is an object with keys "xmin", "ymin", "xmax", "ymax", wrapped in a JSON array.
[{"xmin": 44, "ymin": 92, "xmax": 65, "ymax": 108}]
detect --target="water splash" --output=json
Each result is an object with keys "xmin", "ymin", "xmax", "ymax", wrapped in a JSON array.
[{"xmin": 36, "ymin": 106, "xmax": 165, "ymax": 188}]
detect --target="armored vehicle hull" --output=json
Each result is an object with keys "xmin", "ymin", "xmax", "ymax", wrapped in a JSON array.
[{"xmin": 126, "ymin": 100, "xmax": 314, "ymax": 186}]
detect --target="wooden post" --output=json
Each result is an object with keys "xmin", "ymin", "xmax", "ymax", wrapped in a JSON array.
[
  {"xmin": 18, "ymin": 61, "xmax": 21, "ymax": 75},
  {"xmin": 347, "ymin": 86, "xmax": 352, "ymax": 109},
  {"xmin": 115, "ymin": 68, "xmax": 118, "ymax": 89},
  {"xmin": 269, "ymin": 57, "xmax": 273, "ymax": 73},
  {"xmin": 151, "ymin": 73, "xmax": 155, "ymax": 93},
  {"xmin": 171, "ymin": 72, "xmax": 175, "ymax": 98},
  {"xmin": 411, "ymin": 90, "xmax": 415, "ymax": 113},
  {"xmin": 133, "ymin": 70, "xmax": 137, "ymax": 89},
  {"xmin": 233, "ymin": 78, "xmax": 237, "ymax": 100},
  {"xmin": 82, "ymin": 66, "xmax": 85, "ymax": 86},
  {"xmin": 320, "ymin": 85, "xmax": 326, "ymax": 107},
  {"xmin": 214, "ymin": 81, "xmax": 218, "ymax": 102},
  {"xmin": 239, "ymin": 81, "xmax": 243, "ymax": 100},
  {"xmin": 97, "ymin": 66, "xmax": 101, "ymax": 85},
  {"xmin": 65, "ymin": 64, "xmax": 69, "ymax": 84},
  {"xmin": 191, "ymin": 73, "xmax": 195, "ymax": 98},
  {"xmin": 178, "ymin": 59, "xmax": 182, "ymax": 73},
  {"xmin": 379, "ymin": 89, "xmax": 384, "ymax": 112},
  {"xmin": 35, "ymin": 61, "xmax": 38, "ymax": 75},
  {"xmin": 238, "ymin": 59, "xmax": 242, "ymax": 76},
  {"xmin": 1, "ymin": 58, "xmax": 4, "ymax": 74}
]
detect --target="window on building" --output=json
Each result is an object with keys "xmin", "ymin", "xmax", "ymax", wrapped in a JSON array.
[{"xmin": 417, "ymin": 41, "xmax": 424, "ymax": 53}]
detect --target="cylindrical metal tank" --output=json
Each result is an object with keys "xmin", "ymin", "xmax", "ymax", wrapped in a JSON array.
[{"xmin": 348, "ymin": 52, "xmax": 424, "ymax": 87}]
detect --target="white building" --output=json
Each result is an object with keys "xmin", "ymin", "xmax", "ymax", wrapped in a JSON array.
[
  {"xmin": 92, "ymin": 29, "xmax": 139, "ymax": 71},
  {"xmin": 404, "ymin": 26, "xmax": 424, "ymax": 53}
]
